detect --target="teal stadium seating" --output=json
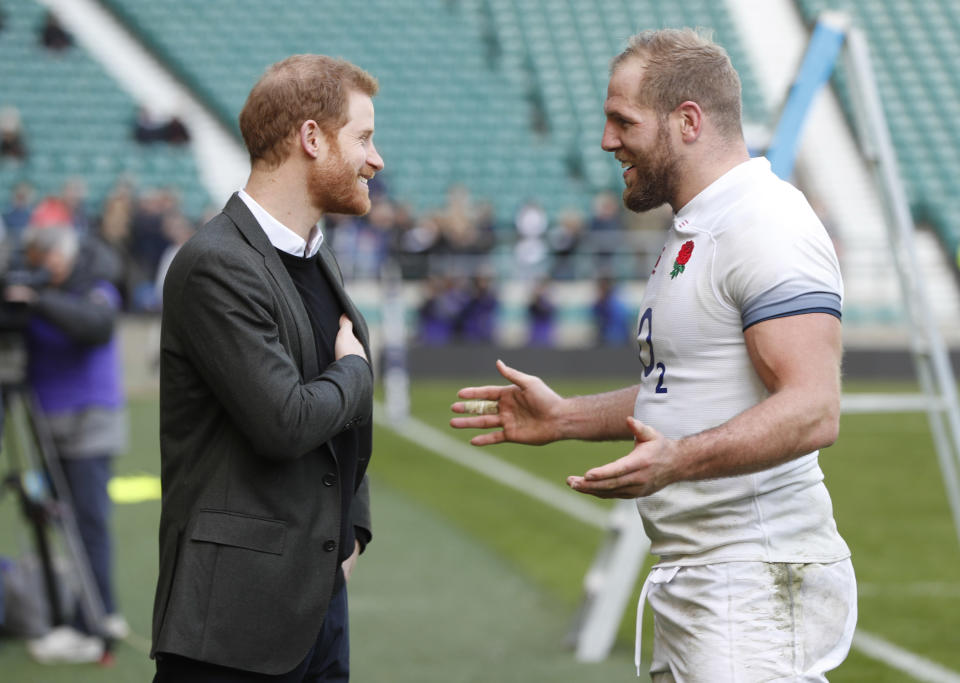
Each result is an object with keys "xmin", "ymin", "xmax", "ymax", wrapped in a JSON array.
[
  {"xmin": 99, "ymin": 0, "xmax": 765, "ymax": 222},
  {"xmin": 796, "ymin": 0, "xmax": 960, "ymax": 262},
  {"xmin": 0, "ymin": 0, "xmax": 210, "ymax": 219}
]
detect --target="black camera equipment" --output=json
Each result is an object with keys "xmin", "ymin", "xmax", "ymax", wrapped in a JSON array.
[{"xmin": 0, "ymin": 326, "xmax": 112, "ymax": 657}]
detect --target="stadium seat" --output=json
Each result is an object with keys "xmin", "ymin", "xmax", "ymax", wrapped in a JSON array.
[
  {"xmin": 795, "ymin": 0, "xmax": 960, "ymax": 259},
  {"xmin": 0, "ymin": 0, "xmax": 210, "ymax": 219},
  {"xmin": 92, "ymin": 0, "xmax": 766, "ymax": 223}
]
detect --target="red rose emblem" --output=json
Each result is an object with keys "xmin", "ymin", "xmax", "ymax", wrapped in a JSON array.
[{"xmin": 670, "ymin": 240, "xmax": 694, "ymax": 279}]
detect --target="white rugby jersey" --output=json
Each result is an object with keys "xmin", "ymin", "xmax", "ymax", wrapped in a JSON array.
[{"xmin": 633, "ymin": 157, "xmax": 850, "ymax": 567}]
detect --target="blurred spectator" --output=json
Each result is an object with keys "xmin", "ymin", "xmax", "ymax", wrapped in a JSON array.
[
  {"xmin": 129, "ymin": 189, "xmax": 178, "ymax": 310},
  {"xmin": 97, "ymin": 180, "xmax": 134, "ymax": 248},
  {"xmin": 472, "ymin": 199, "xmax": 497, "ymax": 253},
  {"xmin": 527, "ymin": 278, "xmax": 556, "ymax": 346},
  {"xmin": 30, "ymin": 196, "xmax": 73, "ymax": 228},
  {"xmin": 154, "ymin": 212, "xmax": 195, "ymax": 306},
  {"xmin": 417, "ymin": 275, "xmax": 468, "ymax": 345},
  {"xmin": 3, "ymin": 181, "xmax": 34, "ymax": 242},
  {"xmin": 513, "ymin": 198, "xmax": 549, "ymax": 275},
  {"xmin": 0, "ymin": 106, "xmax": 27, "ymax": 161},
  {"xmin": 592, "ymin": 275, "xmax": 631, "ymax": 346},
  {"xmin": 95, "ymin": 179, "xmax": 137, "ymax": 307},
  {"xmin": 623, "ymin": 202, "xmax": 671, "ymax": 232},
  {"xmin": 330, "ymin": 197, "xmax": 394, "ymax": 278},
  {"xmin": 588, "ymin": 190, "xmax": 622, "ymax": 232},
  {"xmin": 436, "ymin": 184, "xmax": 492, "ymax": 254},
  {"xmin": 396, "ymin": 212, "xmax": 442, "ymax": 279},
  {"xmin": 60, "ymin": 178, "xmax": 91, "ymax": 234},
  {"xmin": 164, "ymin": 117, "xmax": 190, "ymax": 144},
  {"xmin": 39, "ymin": 10, "xmax": 71, "ymax": 51},
  {"xmin": 548, "ymin": 207, "xmax": 586, "ymax": 280},
  {"xmin": 29, "ymin": 179, "xmax": 90, "ymax": 233},
  {"xmin": 6, "ymin": 226, "xmax": 128, "ymax": 663},
  {"xmin": 133, "ymin": 107, "xmax": 190, "ymax": 145},
  {"xmin": 588, "ymin": 190, "xmax": 628, "ymax": 272},
  {"xmin": 0, "ymin": 2, "xmax": 6, "ymax": 32},
  {"xmin": 458, "ymin": 272, "xmax": 499, "ymax": 342}
]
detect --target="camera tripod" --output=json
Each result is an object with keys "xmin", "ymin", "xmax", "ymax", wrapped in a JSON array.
[{"xmin": 0, "ymin": 379, "xmax": 112, "ymax": 654}]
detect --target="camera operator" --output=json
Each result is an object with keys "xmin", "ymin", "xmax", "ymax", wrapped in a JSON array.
[{"xmin": 4, "ymin": 225, "xmax": 128, "ymax": 663}]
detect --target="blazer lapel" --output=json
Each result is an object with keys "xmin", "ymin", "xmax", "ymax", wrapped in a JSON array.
[{"xmin": 222, "ymin": 193, "xmax": 320, "ymax": 379}]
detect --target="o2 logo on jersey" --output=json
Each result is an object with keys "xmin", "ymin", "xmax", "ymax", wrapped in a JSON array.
[{"xmin": 637, "ymin": 308, "xmax": 668, "ymax": 394}]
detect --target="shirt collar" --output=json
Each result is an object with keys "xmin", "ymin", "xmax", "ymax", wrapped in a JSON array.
[
  {"xmin": 237, "ymin": 189, "xmax": 324, "ymax": 258},
  {"xmin": 674, "ymin": 156, "xmax": 770, "ymax": 229}
]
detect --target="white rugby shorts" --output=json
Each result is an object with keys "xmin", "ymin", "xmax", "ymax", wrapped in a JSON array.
[{"xmin": 637, "ymin": 559, "xmax": 857, "ymax": 682}]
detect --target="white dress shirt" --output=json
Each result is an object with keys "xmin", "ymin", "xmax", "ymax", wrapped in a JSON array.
[{"xmin": 237, "ymin": 189, "xmax": 324, "ymax": 257}]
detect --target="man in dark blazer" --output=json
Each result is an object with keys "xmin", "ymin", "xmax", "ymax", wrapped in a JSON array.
[{"xmin": 151, "ymin": 55, "xmax": 384, "ymax": 682}]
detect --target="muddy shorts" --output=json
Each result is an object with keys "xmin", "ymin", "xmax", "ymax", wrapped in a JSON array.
[{"xmin": 636, "ymin": 559, "xmax": 857, "ymax": 682}]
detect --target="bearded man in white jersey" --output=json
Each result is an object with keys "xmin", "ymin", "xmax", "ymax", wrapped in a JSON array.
[{"xmin": 451, "ymin": 28, "xmax": 855, "ymax": 682}]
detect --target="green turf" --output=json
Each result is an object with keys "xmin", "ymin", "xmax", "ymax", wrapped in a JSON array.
[
  {"xmin": 0, "ymin": 378, "xmax": 957, "ymax": 681},
  {"xmin": 373, "ymin": 378, "xmax": 960, "ymax": 679},
  {"xmin": 351, "ymin": 482, "xmax": 639, "ymax": 682}
]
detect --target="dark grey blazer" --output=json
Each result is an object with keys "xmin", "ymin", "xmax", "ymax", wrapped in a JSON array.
[{"xmin": 151, "ymin": 194, "xmax": 374, "ymax": 674}]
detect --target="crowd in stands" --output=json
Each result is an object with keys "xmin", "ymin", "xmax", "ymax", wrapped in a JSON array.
[
  {"xmin": 0, "ymin": 178, "xmax": 197, "ymax": 313},
  {"xmin": 0, "ymin": 171, "xmax": 666, "ymax": 346}
]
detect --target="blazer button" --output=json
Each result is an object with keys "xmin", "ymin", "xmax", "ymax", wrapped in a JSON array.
[
  {"xmin": 323, "ymin": 540, "xmax": 337, "ymax": 552},
  {"xmin": 322, "ymin": 473, "xmax": 337, "ymax": 487}
]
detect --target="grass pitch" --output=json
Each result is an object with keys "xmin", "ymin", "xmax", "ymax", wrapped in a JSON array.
[{"xmin": 0, "ymin": 378, "xmax": 957, "ymax": 681}]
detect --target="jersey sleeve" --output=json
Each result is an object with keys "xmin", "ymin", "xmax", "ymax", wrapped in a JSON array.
[{"xmin": 718, "ymin": 198, "xmax": 843, "ymax": 331}]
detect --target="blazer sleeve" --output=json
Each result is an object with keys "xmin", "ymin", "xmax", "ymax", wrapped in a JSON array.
[
  {"xmin": 350, "ymin": 473, "xmax": 372, "ymax": 552},
  {"xmin": 166, "ymin": 242, "xmax": 373, "ymax": 459}
]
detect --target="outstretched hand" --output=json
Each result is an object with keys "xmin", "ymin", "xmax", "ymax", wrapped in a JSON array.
[
  {"xmin": 450, "ymin": 359, "xmax": 564, "ymax": 446},
  {"xmin": 566, "ymin": 416, "xmax": 678, "ymax": 498}
]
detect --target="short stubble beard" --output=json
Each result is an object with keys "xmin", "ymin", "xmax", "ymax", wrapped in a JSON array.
[{"xmin": 622, "ymin": 120, "xmax": 680, "ymax": 214}]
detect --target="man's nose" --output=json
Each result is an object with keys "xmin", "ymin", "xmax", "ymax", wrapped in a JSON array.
[
  {"xmin": 600, "ymin": 123, "xmax": 619, "ymax": 152},
  {"xmin": 367, "ymin": 143, "xmax": 384, "ymax": 172}
]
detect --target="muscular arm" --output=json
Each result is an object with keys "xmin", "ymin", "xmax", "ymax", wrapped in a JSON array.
[
  {"xmin": 556, "ymin": 384, "xmax": 641, "ymax": 442},
  {"xmin": 568, "ymin": 313, "xmax": 842, "ymax": 497},
  {"xmin": 450, "ymin": 359, "xmax": 639, "ymax": 445}
]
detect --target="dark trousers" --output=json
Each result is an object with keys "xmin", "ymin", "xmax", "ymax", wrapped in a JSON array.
[
  {"xmin": 154, "ymin": 584, "xmax": 350, "ymax": 682},
  {"xmin": 59, "ymin": 455, "xmax": 115, "ymax": 622}
]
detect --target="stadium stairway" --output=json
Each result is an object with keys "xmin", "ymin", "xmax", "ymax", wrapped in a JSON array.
[
  {"xmin": 728, "ymin": 0, "xmax": 960, "ymax": 345},
  {"xmin": 40, "ymin": 0, "xmax": 248, "ymax": 209},
  {"xmin": 0, "ymin": 0, "xmax": 213, "ymax": 218}
]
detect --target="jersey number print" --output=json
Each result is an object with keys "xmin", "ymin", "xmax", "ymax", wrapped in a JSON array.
[{"xmin": 637, "ymin": 308, "xmax": 668, "ymax": 394}]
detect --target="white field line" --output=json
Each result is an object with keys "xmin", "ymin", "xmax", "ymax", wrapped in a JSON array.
[
  {"xmin": 853, "ymin": 630, "xmax": 960, "ymax": 683},
  {"xmin": 371, "ymin": 402, "xmax": 609, "ymax": 529},
  {"xmin": 373, "ymin": 403, "xmax": 960, "ymax": 681}
]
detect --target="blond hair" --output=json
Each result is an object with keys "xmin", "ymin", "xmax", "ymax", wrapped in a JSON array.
[{"xmin": 611, "ymin": 28, "xmax": 743, "ymax": 138}]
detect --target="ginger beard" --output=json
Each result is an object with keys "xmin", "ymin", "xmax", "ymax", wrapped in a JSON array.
[
  {"xmin": 307, "ymin": 136, "xmax": 371, "ymax": 216},
  {"xmin": 622, "ymin": 116, "xmax": 680, "ymax": 213}
]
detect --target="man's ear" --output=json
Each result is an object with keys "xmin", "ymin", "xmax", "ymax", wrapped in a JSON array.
[
  {"xmin": 299, "ymin": 120, "xmax": 328, "ymax": 159},
  {"xmin": 675, "ymin": 101, "xmax": 703, "ymax": 143}
]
